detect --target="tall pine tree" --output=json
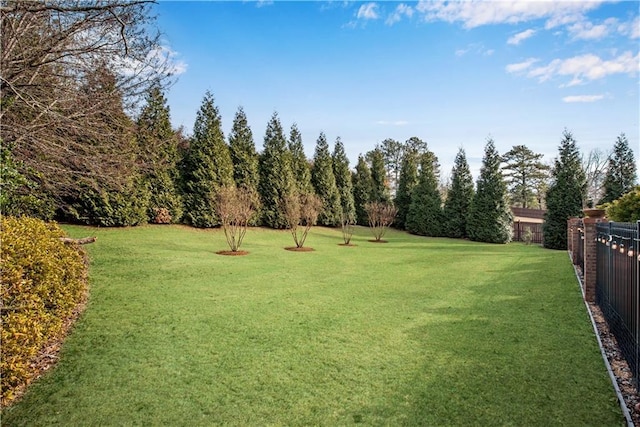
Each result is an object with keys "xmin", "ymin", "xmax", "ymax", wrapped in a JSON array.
[
  {"xmin": 543, "ymin": 130, "xmax": 586, "ymax": 249},
  {"xmin": 332, "ymin": 137, "xmax": 356, "ymax": 222},
  {"xmin": 352, "ymin": 155, "xmax": 373, "ymax": 225},
  {"xmin": 311, "ymin": 132, "xmax": 341, "ymax": 226},
  {"xmin": 181, "ymin": 91, "xmax": 234, "ymax": 228},
  {"xmin": 468, "ymin": 139, "xmax": 512, "ymax": 244},
  {"xmin": 288, "ymin": 123, "xmax": 313, "ymax": 195},
  {"xmin": 406, "ymin": 152, "xmax": 443, "ymax": 237},
  {"xmin": 501, "ymin": 145, "xmax": 549, "ymax": 209},
  {"xmin": 394, "ymin": 148, "xmax": 420, "ymax": 229},
  {"xmin": 369, "ymin": 148, "xmax": 390, "ymax": 202},
  {"xmin": 229, "ymin": 106, "xmax": 259, "ymax": 191},
  {"xmin": 258, "ymin": 112, "xmax": 295, "ymax": 229},
  {"xmin": 600, "ymin": 133, "xmax": 637, "ymax": 204},
  {"xmin": 443, "ymin": 148, "xmax": 474, "ymax": 238},
  {"xmin": 136, "ymin": 83, "xmax": 182, "ymax": 223}
]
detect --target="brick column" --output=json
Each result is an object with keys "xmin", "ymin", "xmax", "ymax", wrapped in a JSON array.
[
  {"xmin": 582, "ymin": 217, "xmax": 606, "ymax": 302},
  {"xmin": 567, "ymin": 217, "xmax": 581, "ymax": 263}
]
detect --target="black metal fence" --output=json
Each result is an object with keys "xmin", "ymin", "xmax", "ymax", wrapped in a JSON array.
[
  {"xmin": 595, "ymin": 221, "xmax": 639, "ymax": 390},
  {"xmin": 576, "ymin": 221, "xmax": 584, "ymax": 269},
  {"xmin": 512, "ymin": 221, "xmax": 543, "ymax": 244}
]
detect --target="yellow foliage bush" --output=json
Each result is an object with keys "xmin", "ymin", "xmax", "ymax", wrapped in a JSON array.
[{"xmin": 1, "ymin": 217, "xmax": 87, "ymax": 405}]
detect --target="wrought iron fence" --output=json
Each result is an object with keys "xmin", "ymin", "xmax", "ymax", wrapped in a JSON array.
[
  {"xmin": 512, "ymin": 221, "xmax": 543, "ymax": 244},
  {"xmin": 595, "ymin": 221, "xmax": 639, "ymax": 391}
]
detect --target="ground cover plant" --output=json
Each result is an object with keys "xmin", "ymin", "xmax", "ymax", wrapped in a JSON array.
[{"xmin": 2, "ymin": 225, "xmax": 624, "ymax": 425}]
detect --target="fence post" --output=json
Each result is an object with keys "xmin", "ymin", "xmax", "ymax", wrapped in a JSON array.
[{"xmin": 583, "ymin": 216, "xmax": 606, "ymax": 302}]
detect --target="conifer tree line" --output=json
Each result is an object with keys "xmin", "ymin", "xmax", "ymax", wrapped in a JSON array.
[{"xmin": 3, "ymin": 83, "xmax": 636, "ymax": 246}]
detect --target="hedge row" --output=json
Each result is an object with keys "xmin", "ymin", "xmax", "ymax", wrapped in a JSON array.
[{"xmin": 1, "ymin": 217, "xmax": 87, "ymax": 406}]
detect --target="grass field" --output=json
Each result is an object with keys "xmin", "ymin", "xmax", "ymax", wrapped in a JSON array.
[{"xmin": 2, "ymin": 225, "xmax": 624, "ymax": 426}]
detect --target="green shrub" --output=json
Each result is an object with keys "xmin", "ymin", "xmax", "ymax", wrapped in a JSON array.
[
  {"xmin": 1, "ymin": 217, "xmax": 87, "ymax": 405},
  {"xmin": 605, "ymin": 186, "xmax": 640, "ymax": 222}
]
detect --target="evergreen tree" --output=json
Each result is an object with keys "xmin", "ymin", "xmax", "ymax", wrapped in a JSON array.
[
  {"xmin": 380, "ymin": 138, "xmax": 403, "ymax": 195},
  {"xmin": 468, "ymin": 139, "xmax": 512, "ymax": 244},
  {"xmin": 369, "ymin": 148, "xmax": 390, "ymax": 202},
  {"xmin": 600, "ymin": 133, "xmax": 637, "ymax": 204},
  {"xmin": 394, "ymin": 148, "xmax": 420, "ymax": 229},
  {"xmin": 406, "ymin": 152, "xmax": 444, "ymax": 236},
  {"xmin": 258, "ymin": 112, "xmax": 295, "ymax": 229},
  {"xmin": 288, "ymin": 123, "xmax": 313, "ymax": 195},
  {"xmin": 352, "ymin": 155, "xmax": 373, "ymax": 225},
  {"xmin": 311, "ymin": 132, "xmax": 342, "ymax": 226},
  {"xmin": 543, "ymin": 130, "xmax": 586, "ymax": 249},
  {"xmin": 332, "ymin": 137, "xmax": 356, "ymax": 222},
  {"xmin": 181, "ymin": 91, "xmax": 234, "ymax": 228},
  {"xmin": 229, "ymin": 106, "xmax": 259, "ymax": 190},
  {"xmin": 136, "ymin": 83, "xmax": 182, "ymax": 223},
  {"xmin": 443, "ymin": 148, "xmax": 474, "ymax": 238},
  {"xmin": 501, "ymin": 145, "xmax": 549, "ymax": 209}
]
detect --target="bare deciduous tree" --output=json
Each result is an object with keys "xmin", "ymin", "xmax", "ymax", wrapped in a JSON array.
[
  {"xmin": 0, "ymin": 0, "xmax": 176, "ymax": 204},
  {"xmin": 365, "ymin": 202, "xmax": 398, "ymax": 242},
  {"xmin": 340, "ymin": 211, "xmax": 355, "ymax": 245},
  {"xmin": 215, "ymin": 186, "xmax": 259, "ymax": 252},
  {"xmin": 582, "ymin": 148, "xmax": 610, "ymax": 207},
  {"xmin": 283, "ymin": 193, "xmax": 322, "ymax": 249}
]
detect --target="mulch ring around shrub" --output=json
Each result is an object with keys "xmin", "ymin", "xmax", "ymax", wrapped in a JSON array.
[
  {"xmin": 216, "ymin": 250, "xmax": 249, "ymax": 256},
  {"xmin": 368, "ymin": 239, "xmax": 388, "ymax": 243},
  {"xmin": 284, "ymin": 247, "xmax": 314, "ymax": 252}
]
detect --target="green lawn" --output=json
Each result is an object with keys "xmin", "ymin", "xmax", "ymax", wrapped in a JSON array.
[{"xmin": 3, "ymin": 225, "xmax": 623, "ymax": 426}]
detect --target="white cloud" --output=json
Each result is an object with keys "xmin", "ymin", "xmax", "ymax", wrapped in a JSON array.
[
  {"xmin": 525, "ymin": 51, "xmax": 639, "ymax": 84},
  {"xmin": 618, "ymin": 16, "xmax": 640, "ymax": 39},
  {"xmin": 357, "ymin": 2, "xmax": 379, "ymax": 20},
  {"xmin": 567, "ymin": 17, "xmax": 618, "ymax": 40},
  {"xmin": 255, "ymin": 0, "xmax": 273, "ymax": 7},
  {"xmin": 386, "ymin": 3, "xmax": 414, "ymax": 26},
  {"xmin": 505, "ymin": 57, "xmax": 538, "ymax": 73},
  {"xmin": 416, "ymin": 0, "xmax": 603, "ymax": 29},
  {"xmin": 118, "ymin": 45, "xmax": 187, "ymax": 78},
  {"xmin": 507, "ymin": 29, "xmax": 536, "ymax": 45},
  {"xmin": 562, "ymin": 95, "xmax": 605, "ymax": 103}
]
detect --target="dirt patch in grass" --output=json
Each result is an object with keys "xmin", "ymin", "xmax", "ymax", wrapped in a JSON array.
[
  {"xmin": 338, "ymin": 243, "xmax": 357, "ymax": 247},
  {"xmin": 284, "ymin": 247, "xmax": 314, "ymax": 252},
  {"xmin": 216, "ymin": 250, "xmax": 249, "ymax": 256}
]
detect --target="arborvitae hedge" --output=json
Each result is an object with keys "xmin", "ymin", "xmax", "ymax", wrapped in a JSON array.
[
  {"xmin": 1, "ymin": 217, "xmax": 87, "ymax": 405},
  {"xmin": 394, "ymin": 150, "xmax": 419, "ymax": 230},
  {"xmin": 311, "ymin": 132, "xmax": 341, "ymax": 226},
  {"xmin": 332, "ymin": 137, "xmax": 356, "ymax": 222},
  {"xmin": 406, "ymin": 152, "xmax": 444, "ymax": 237},
  {"xmin": 352, "ymin": 155, "xmax": 373, "ymax": 225},
  {"xmin": 443, "ymin": 148, "xmax": 474, "ymax": 238}
]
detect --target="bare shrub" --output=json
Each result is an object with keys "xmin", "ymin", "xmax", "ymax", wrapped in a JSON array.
[
  {"xmin": 215, "ymin": 186, "xmax": 260, "ymax": 252},
  {"xmin": 340, "ymin": 211, "xmax": 355, "ymax": 245},
  {"xmin": 365, "ymin": 202, "xmax": 398, "ymax": 242},
  {"xmin": 283, "ymin": 193, "xmax": 323, "ymax": 248}
]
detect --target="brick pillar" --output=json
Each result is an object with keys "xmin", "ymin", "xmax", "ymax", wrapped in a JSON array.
[
  {"xmin": 583, "ymin": 217, "xmax": 606, "ymax": 302},
  {"xmin": 567, "ymin": 217, "xmax": 581, "ymax": 263}
]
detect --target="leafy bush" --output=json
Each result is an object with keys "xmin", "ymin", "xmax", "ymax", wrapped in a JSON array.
[
  {"xmin": 1, "ymin": 217, "xmax": 87, "ymax": 405},
  {"xmin": 604, "ymin": 186, "xmax": 640, "ymax": 222}
]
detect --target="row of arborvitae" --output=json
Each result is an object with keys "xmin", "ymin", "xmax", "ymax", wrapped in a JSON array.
[{"xmin": 0, "ymin": 217, "xmax": 88, "ymax": 407}]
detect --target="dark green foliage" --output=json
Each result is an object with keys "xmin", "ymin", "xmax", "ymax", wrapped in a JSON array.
[
  {"xmin": 502, "ymin": 145, "xmax": 549, "ymax": 209},
  {"xmin": 0, "ymin": 143, "xmax": 55, "ymax": 220},
  {"xmin": 600, "ymin": 133, "xmax": 637, "ymax": 204},
  {"xmin": 406, "ymin": 152, "xmax": 444, "ymax": 237},
  {"xmin": 258, "ymin": 112, "xmax": 295, "ymax": 229},
  {"xmin": 443, "ymin": 148, "xmax": 474, "ymax": 238},
  {"xmin": 332, "ymin": 137, "xmax": 356, "ymax": 222},
  {"xmin": 311, "ymin": 132, "xmax": 342, "ymax": 226},
  {"xmin": 229, "ymin": 107, "xmax": 259, "ymax": 191},
  {"xmin": 181, "ymin": 91, "xmax": 234, "ymax": 228},
  {"xmin": 352, "ymin": 155, "xmax": 373, "ymax": 225},
  {"xmin": 71, "ymin": 179, "xmax": 149, "ymax": 227},
  {"xmin": 543, "ymin": 130, "xmax": 586, "ymax": 249},
  {"xmin": 288, "ymin": 123, "xmax": 313, "ymax": 195},
  {"xmin": 468, "ymin": 139, "xmax": 513, "ymax": 244},
  {"xmin": 369, "ymin": 148, "xmax": 390, "ymax": 202},
  {"xmin": 605, "ymin": 186, "xmax": 640, "ymax": 222},
  {"xmin": 380, "ymin": 138, "xmax": 403, "ymax": 195},
  {"xmin": 136, "ymin": 84, "xmax": 182, "ymax": 223},
  {"xmin": 394, "ymin": 149, "xmax": 419, "ymax": 229}
]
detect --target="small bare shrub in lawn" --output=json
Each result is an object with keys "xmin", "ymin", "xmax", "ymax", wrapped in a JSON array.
[
  {"xmin": 366, "ymin": 202, "xmax": 398, "ymax": 242},
  {"xmin": 523, "ymin": 227, "xmax": 533, "ymax": 245},
  {"xmin": 340, "ymin": 211, "xmax": 356, "ymax": 245},
  {"xmin": 283, "ymin": 193, "xmax": 323, "ymax": 250},
  {"xmin": 215, "ymin": 185, "xmax": 260, "ymax": 253}
]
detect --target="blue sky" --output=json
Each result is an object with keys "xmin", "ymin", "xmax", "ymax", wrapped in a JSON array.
[{"xmin": 154, "ymin": 1, "xmax": 639, "ymax": 179}]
